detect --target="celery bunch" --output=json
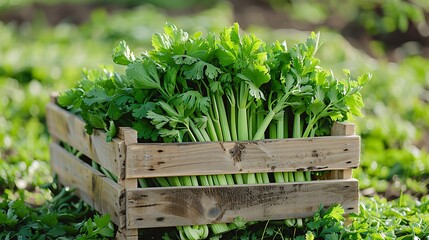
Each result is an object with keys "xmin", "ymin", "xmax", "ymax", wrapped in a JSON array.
[{"xmin": 58, "ymin": 23, "xmax": 370, "ymax": 239}]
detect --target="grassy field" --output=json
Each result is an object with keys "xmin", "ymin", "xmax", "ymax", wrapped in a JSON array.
[{"xmin": 1, "ymin": 1, "xmax": 428, "ymax": 239}]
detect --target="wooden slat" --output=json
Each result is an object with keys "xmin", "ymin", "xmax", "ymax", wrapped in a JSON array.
[
  {"xmin": 331, "ymin": 122, "xmax": 355, "ymax": 136},
  {"xmin": 46, "ymin": 102, "xmax": 125, "ymax": 177},
  {"xmin": 50, "ymin": 142, "xmax": 125, "ymax": 228},
  {"xmin": 125, "ymin": 136, "xmax": 360, "ymax": 178},
  {"xmin": 329, "ymin": 122, "xmax": 358, "ymax": 179},
  {"xmin": 126, "ymin": 179, "xmax": 358, "ymax": 229},
  {"xmin": 116, "ymin": 228, "xmax": 138, "ymax": 240}
]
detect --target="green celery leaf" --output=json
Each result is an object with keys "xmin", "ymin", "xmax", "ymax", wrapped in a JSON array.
[
  {"xmin": 112, "ymin": 40, "xmax": 135, "ymax": 65},
  {"xmin": 345, "ymin": 93, "xmax": 364, "ymax": 117},
  {"xmin": 132, "ymin": 102, "xmax": 157, "ymax": 119},
  {"xmin": 315, "ymin": 85, "xmax": 326, "ymax": 102},
  {"xmin": 106, "ymin": 103, "xmax": 122, "ymax": 120},
  {"xmin": 163, "ymin": 67, "xmax": 178, "ymax": 96},
  {"xmin": 58, "ymin": 89, "xmax": 82, "ymax": 108},
  {"xmin": 158, "ymin": 101, "xmax": 180, "ymax": 118},
  {"xmin": 47, "ymin": 228, "xmax": 66, "ymax": 237},
  {"xmin": 17, "ymin": 226, "xmax": 32, "ymax": 238},
  {"xmin": 209, "ymin": 81, "xmax": 223, "ymax": 94},
  {"xmin": 324, "ymin": 205, "xmax": 344, "ymax": 221},
  {"xmin": 83, "ymin": 112, "xmax": 106, "ymax": 129},
  {"xmin": 236, "ymin": 69, "xmax": 269, "ymax": 100},
  {"xmin": 324, "ymin": 233, "xmax": 340, "ymax": 240},
  {"xmin": 147, "ymin": 111, "xmax": 171, "ymax": 129},
  {"xmin": 305, "ymin": 232, "xmax": 315, "ymax": 240},
  {"xmin": 0, "ymin": 211, "xmax": 8, "ymax": 224},
  {"xmin": 198, "ymin": 97, "xmax": 210, "ymax": 115},
  {"xmin": 327, "ymin": 87, "xmax": 338, "ymax": 103},
  {"xmin": 305, "ymin": 32, "xmax": 320, "ymax": 57},
  {"xmin": 83, "ymin": 86, "xmax": 112, "ymax": 106},
  {"xmin": 358, "ymin": 73, "xmax": 372, "ymax": 86},
  {"xmin": 132, "ymin": 120, "xmax": 158, "ymax": 141},
  {"xmin": 315, "ymin": 70, "xmax": 328, "ymax": 86},
  {"xmin": 159, "ymin": 129, "xmax": 182, "ymax": 140},
  {"xmin": 216, "ymin": 47, "xmax": 236, "ymax": 67},
  {"xmin": 173, "ymin": 55, "xmax": 198, "ymax": 65},
  {"xmin": 240, "ymin": 34, "xmax": 266, "ymax": 64},
  {"xmin": 309, "ymin": 100, "xmax": 326, "ymax": 116},
  {"xmin": 230, "ymin": 22, "xmax": 241, "ymax": 44},
  {"xmin": 152, "ymin": 33, "xmax": 170, "ymax": 52},
  {"xmin": 326, "ymin": 111, "xmax": 344, "ymax": 121},
  {"xmin": 94, "ymin": 215, "xmax": 111, "ymax": 228},
  {"xmin": 41, "ymin": 213, "xmax": 58, "ymax": 228},
  {"xmin": 204, "ymin": 62, "xmax": 223, "ymax": 80},
  {"xmin": 173, "ymin": 91, "xmax": 203, "ymax": 110},
  {"xmin": 183, "ymin": 61, "xmax": 205, "ymax": 80},
  {"xmin": 97, "ymin": 227, "xmax": 114, "ymax": 237},
  {"xmin": 106, "ymin": 121, "xmax": 117, "ymax": 142},
  {"xmin": 194, "ymin": 116, "xmax": 207, "ymax": 129},
  {"xmin": 127, "ymin": 60, "xmax": 161, "ymax": 90},
  {"xmin": 12, "ymin": 200, "xmax": 29, "ymax": 219}
]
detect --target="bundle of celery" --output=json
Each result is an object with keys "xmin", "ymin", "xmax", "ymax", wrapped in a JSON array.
[{"xmin": 58, "ymin": 23, "xmax": 370, "ymax": 240}]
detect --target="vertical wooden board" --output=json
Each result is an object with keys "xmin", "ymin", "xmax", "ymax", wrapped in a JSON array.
[
  {"xmin": 125, "ymin": 136, "xmax": 360, "ymax": 178},
  {"xmin": 330, "ymin": 122, "xmax": 359, "ymax": 179},
  {"xmin": 116, "ymin": 228, "xmax": 138, "ymax": 240},
  {"xmin": 46, "ymin": 102, "xmax": 125, "ymax": 177},
  {"xmin": 49, "ymin": 142, "xmax": 126, "ymax": 228},
  {"xmin": 331, "ymin": 122, "xmax": 356, "ymax": 136},
  {"xmin": 126, "ymin": 179, "xmax": 358, "ymax": 229}
]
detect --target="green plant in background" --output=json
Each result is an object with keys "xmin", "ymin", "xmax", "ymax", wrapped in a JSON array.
[
  {"xmin": 268, "ymin": 0, "xmax": 428, "ymax": 35},
  {"xmin": 0, "ymin": 184, "xmax": 114, "ymax": 239}
]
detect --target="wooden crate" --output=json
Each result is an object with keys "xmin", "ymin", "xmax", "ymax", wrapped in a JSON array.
[{"xmin": 46, "ymin": 98, "xmax": 360, "ymax": 240}]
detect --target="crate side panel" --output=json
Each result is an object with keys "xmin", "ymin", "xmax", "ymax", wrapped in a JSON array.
[
  {"xmin": 126, "ymin": 136, "xmax": 360, "ymax": 178},
  {"xmin": 50, "ymin": 142, "xmax": 125, "ymax": 228},
  {"xmin": 46, "ymin": 103, "xmax": 125, "ymax": 177},
  {"xmin": 126, "ymin": 179, "xmax": 358, "ymax": 228}
]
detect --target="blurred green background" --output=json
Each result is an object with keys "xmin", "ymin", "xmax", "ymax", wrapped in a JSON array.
[{"xmin": 0, "ymin": 0, "xmax": 429, "ymax": 238}]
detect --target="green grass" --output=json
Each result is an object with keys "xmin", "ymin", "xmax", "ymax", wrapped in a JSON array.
[{"xmin": 0, "ymin": 1, "xmax": 428, "ymax": 239}]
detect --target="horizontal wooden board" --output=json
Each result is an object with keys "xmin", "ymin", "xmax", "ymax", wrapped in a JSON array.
[
  {"xmin": 46, "ymin": 102, "xmax": 125, "ymax": 178},
  {"xmin": 126, "ymin": 136, "xmax": 360, "ymax": 178},
  {"xmin": 126, "ymin": 179, "xmax": 358, "ymax": 228},
  {"xmin": 50, "ymin": 142, "xmax": 126, "ymax": 228}
]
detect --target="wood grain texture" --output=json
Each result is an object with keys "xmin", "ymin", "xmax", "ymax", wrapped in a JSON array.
[
  {"xmin": 50, "ymin": 142, "xmax": 125, "ymax": 228},
  {"xmin": 125, "ymin": 136, "xmax": 360, "ymax": 178},
  {"xmin": 46, "ymin": 102, "xmax": 125, "ymax": 177},
  {"xmin": 329, "ymin": 122, "xmax": 358, "ymax": 179},
  {"xmin": 331, "ymin": 122, "xmax": 356, "ymax": 136},
  {"xmin": 126, "ymin": 179, "xmax": 358, "ymax": 229},
  {"xmin": 116, "ymin": 228, "xmax": 138, "ymax": 240}
]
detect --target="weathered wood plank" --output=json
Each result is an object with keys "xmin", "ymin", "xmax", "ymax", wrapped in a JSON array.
[
  {"xmin": 331, "ymin": 122, "xmax": 356, "ymax": 136},
  {"xmin": 50, "ymin": 142, "xmax": 125, "ymax": 228},
  {"xmin": 329, "ymin": 122, "xmax": 358, "ymax": 179},
  {"xmin": 126, "ymin": 179, "xmax": 358, "ymax": 229},
  {"xmin": 46, "ymin": 102, "xmax": 125, "ymax": 177},
  {"xmin": 116, "ymin": 228, "xmax": 138, "ymax": 240},
  {"xmin": 125, "ymin": 136, "xmax": 360, "ymax": 178}
]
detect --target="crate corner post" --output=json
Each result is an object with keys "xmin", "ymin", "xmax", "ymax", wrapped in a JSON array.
[
  {"xmin": 117, "ymin": 127, "xmax": 139, "ymax": 240},
  {"xmin": 331, "ymin": 121, "xmax": 360, "ymax": 215}
]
